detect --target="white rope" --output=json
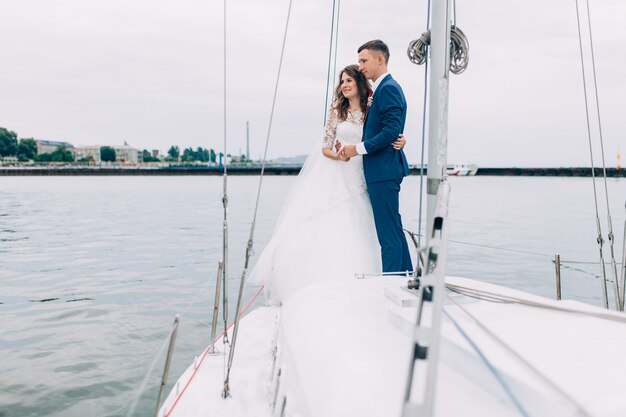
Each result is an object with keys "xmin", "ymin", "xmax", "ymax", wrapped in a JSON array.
[{"xmin": 446, "ymin": 282, "xmax": 626, "ymax": 323}]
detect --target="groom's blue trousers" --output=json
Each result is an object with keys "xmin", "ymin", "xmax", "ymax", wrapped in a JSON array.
[{"xmin": 367, "ymin": 179, "xmax": 413, "ymax": 273}]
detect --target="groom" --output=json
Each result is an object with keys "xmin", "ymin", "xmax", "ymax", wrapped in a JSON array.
[{"xmin": 340, "ymin": 39, "xmax": 412, "ymax": 274}]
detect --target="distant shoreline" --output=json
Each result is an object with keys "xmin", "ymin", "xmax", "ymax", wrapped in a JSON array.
[{"xmin": 0, "ymin": 165, "xmax": 624, "ymax": 177}]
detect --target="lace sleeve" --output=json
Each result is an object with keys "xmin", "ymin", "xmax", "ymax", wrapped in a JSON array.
[{"xmin": 322, "ymin": 109, "xmax": 338, "ymax": 149}]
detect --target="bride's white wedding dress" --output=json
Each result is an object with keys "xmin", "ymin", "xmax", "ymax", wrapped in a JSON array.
[{"xmin": 250, "ymin": 110, "xmax": 381, "ymax": 304}]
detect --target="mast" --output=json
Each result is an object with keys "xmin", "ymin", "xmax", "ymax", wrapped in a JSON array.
[
  {"xmin": 403, "ymin": 5, "xmax": 454, "ymax": 415},
  {"xmin": 425, "ymin": 0, "xmax": 452, "ymax": 241}
]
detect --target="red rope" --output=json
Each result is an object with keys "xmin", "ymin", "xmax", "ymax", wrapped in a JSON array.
[{"xmin": 164, "ymin": 284, "xmax": 266, "ymax": 417}]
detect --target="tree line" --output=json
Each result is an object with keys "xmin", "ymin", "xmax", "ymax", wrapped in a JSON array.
[
  {"xmin": 164, "ymin": 146, "xmax": 218, "ymax": 163},
  {"xmin": 0, "ymin": 128, "xmax": 39, "ymax": 161},
  {"xmin": 0, "ymin": 127, "xmax": 221, "ymax": 163}
]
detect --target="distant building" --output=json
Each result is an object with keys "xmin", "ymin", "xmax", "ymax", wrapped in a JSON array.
[
  {"xmin": 36, "ymin": 139, "xmax": 74, "ymax": 155},
  {"xmin": 74, "ymin": 143, "xmax": 141, "ymax": 163},
  {"xmin": 152, "ymin": 149, "xmax": 159, "ymax": 158},
  {"xmin": 114, "ymin": 143, "xmax": 139, "ymax": 163},
  {"xmin": 74, "ymin": 145, "xmax": 101, "ymax": 163}
]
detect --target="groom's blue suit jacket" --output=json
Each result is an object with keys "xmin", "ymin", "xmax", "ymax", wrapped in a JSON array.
[{"xmin": 362, "ymin": 74, "xmax": 410, "ymax": 183}]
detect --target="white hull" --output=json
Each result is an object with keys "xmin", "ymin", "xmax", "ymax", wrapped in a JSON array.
[{"xmin": 160, "ymin": 276, "xmax": 626, "ymax": 417}]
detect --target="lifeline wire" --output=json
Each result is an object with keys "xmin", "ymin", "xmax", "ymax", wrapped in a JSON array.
[{"xmin": 559, "ymin": 262, "xmax": 614, "ymax": 282}]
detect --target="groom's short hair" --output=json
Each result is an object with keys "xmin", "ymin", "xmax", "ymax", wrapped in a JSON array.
[{"xmin": 358, "ymin": 40, "xmax": 389, "ymax": 64}]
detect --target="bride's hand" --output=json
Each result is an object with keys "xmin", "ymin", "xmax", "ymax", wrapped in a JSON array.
[
  {"xmin": 392, "ymin": 134, "xmax": 406, "ymax": 150},
  {"xmin": 334, "ymin": 139, "xmax": 343, "ymax": 153},
  {"xmin": 337, "ymin": 146, "xmax": 351, "ymax": 162}
]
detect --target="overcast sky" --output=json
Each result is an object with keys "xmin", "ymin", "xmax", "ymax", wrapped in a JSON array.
[{"xmin": 1, "ymin": 0, "xmax": 624, "ymax": 166}]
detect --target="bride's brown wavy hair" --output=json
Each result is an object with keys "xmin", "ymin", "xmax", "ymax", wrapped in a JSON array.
[{"xmin": 332, "ymin": 64, "xmax": 371, "ymax": 122}]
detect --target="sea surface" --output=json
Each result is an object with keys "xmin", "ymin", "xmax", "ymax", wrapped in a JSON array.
[{"xmin": 1, "ymin": 175, "xmax": 624, "ymax": 417}]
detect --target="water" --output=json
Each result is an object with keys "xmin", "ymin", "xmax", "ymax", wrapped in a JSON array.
[{"xmin": 0, "ymin": 175, "xmax": 624, "ymax": 416}]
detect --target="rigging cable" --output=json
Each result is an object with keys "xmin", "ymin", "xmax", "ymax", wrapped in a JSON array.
[
  {"xmin": 414, "ymin": 0, "xmax": 432, "ymax": 270},
  {"xmin": 582, "ymin": 0, "xmax": 621, "ymax": 310},
  {"xmin": 126, "ymin": 325, "xmax": 177, "ymax": 417},
  {"xmin": 452, "ymin": 0, "xmax": 456, "ymax": 27},
  {"xmin": 323, "ymin": 0, "xmax": 338, "ymax": 127},
  {"xmin": 221, "ymin": 0, "xmax": 231, "ymax": 386},
  {"xmin": 331, "ymin": 0, "xmax": 341, "ymax": 93},
  {"xmin": 126, "ymin": 271, "xmax": 216, "ymax": 417},
  {"xmin": 223, "ymin": 0, "xmax": 295, "ymax": 398},
  {"xmin": 621, "ymin": 207, "xmax": 626, "ymax": 300},
  {"xmin": 574, "ymin": 0, "xmax": 611, "ymax": 309}
]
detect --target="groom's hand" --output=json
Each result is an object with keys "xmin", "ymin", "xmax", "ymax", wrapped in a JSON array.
[
  {"xmin": 392, "ymin": 134, "xmax": 406, "ymax": 150},
  {"xmin": 341, "ymin": 145, "xmax": 358, "ymax": 158}
]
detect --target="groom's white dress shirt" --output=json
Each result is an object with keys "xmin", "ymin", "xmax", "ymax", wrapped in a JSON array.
[{"xmin": 355, "ymin": 72, "xmax": 390, "ymax": 155}]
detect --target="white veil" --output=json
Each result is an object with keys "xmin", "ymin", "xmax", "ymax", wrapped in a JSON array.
[{"xmin": 250, "ymin": 135, "xmax": 381, "ymax": 304}]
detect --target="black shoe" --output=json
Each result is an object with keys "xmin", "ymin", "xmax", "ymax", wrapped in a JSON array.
[{"xmin": 407, "ymin": 278, "xmax": 420, "ymax": 290}]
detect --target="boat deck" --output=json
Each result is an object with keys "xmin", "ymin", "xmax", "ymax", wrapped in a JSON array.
[{"xmin": 160, "ymin": 275, "xmax": 626, "ymax": 417}]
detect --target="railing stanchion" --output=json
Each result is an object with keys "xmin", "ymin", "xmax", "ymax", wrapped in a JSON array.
[
  {"xmin": 155, "ymin": 315, "xmax": 180, "ymax": 417},
  {"xmin": 210, "ymin": 261, "xmax": 224, "ymax": 354},
  {"xmin": 620, "ymin": 216, "xmax": 626, "ymax": 311},
  {"xmin": 554, "ymin": 254, "xmax": 562, "ymax": 300}
]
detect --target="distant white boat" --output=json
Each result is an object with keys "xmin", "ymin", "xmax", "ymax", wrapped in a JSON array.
[{"xmin": 446, "ymin": 163, "xmax": 477, "ymax": 176}]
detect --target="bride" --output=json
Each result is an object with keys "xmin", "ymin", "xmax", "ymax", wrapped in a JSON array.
[{"xmin": 251, "ymin": 64, "xmax": 406, "ymax": 304}]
